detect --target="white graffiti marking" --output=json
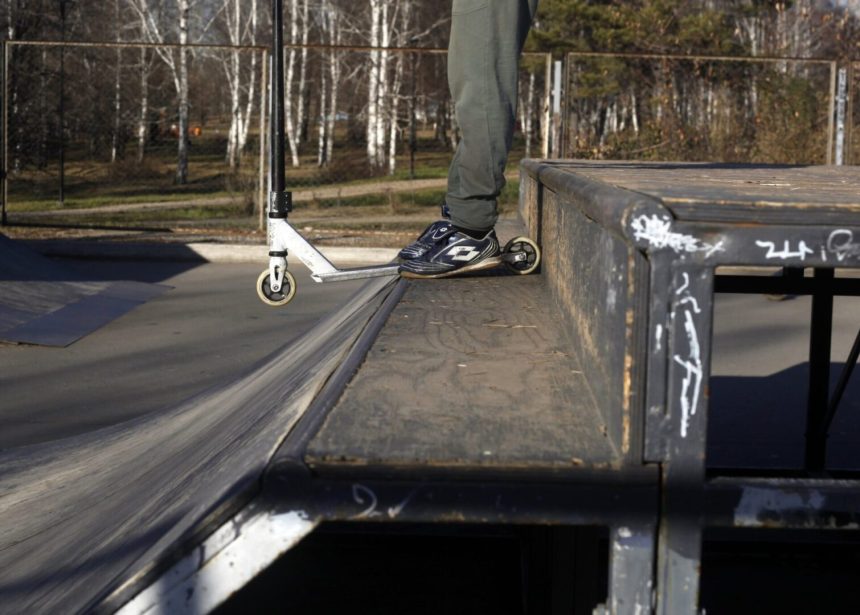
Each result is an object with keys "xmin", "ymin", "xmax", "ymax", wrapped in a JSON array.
[
  {"xmin": 827, "ymin": 229, "xmax": 860, "ymax": 262},
  {"xmin": 755, "ymin": 239, "xmax": 814, "ymax": 261},
  {"xmin": 631, "ymin": 215, "xmax": 725, "ymax": 257},
  {"xmin": 679, "ymin": 296, "xmax": 703, "ymax": 315},
  {"xmin": 351, "ymin": 484, "xmax": 379, "ymax": 519},
  {"xmin": 672, "ymin": 282, "xmax": 704, "ymax": 438},
  {"xmin": 675, "ymin": 272, "xmax": 691, "ymax": 295}
]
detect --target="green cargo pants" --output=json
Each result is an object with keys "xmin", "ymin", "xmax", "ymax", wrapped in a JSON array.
[{"xmin": 446, "ymin": 0, "xmax": 539, "ymax": 232}]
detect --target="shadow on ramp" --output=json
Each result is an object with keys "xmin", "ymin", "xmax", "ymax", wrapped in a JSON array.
[{"xmin": 0, "ymin": 233, "xmax": 169, "ymax": 346}]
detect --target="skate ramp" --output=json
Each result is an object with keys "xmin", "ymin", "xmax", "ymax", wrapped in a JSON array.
[
  {"xmin": 0, "ymin": 276, "xmax": 401, "ymax": 613},
  {"xmin": 0, "ymin": 233, "xmax": 169, "ymax": 346}
]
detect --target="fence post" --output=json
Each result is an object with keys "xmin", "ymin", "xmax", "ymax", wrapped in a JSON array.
[{"xmin": 836, "ymin": 65, "xmax": 849, "ymax": 166}]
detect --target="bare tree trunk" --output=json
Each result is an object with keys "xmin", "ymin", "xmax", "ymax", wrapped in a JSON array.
[
  {"xmin": 238, "ymin": 0, "xmax": 258, "ymax": 158},
  {"xmin": 324, "ymin": 0, "xmax": 341, "ymax": 165},
  {"xmin": 296, "ymin": 0, "xmax": 309, "ymax": 144},
  {"xmin": 37, "ymin": 49, "xmax": 48, "ymax": 170},
  {"xmin": 326, "ymin": 51, "xmax": 338, "ymax": 164},
  {"xmin": 376, "ymin": 0, "xmax": 392, "ymax": 170},
  {"xmin": 111, "ymin": 0, "xmax": 123, "ymax": 163},
  {"xmin": 366, "ymin": 0, "xmax": 382, "ymax": 169},
  {"xmin": 387, "ymin": 0, "xmax": 410, "ymax": 176},
  {"xmin": 224, "ymin": 0, "xmax": 257, "ymax": 168},
  {"xmin": 284, "ymin": 0, "xmax": 300, "ymax": 166},
  {"xmin": 176, "ymin": 0, "xmax": 190, "ymax": 184},
  {"xmin": 112, "ymin": 46, "xmax": 123, "ymax": 162},
  {"xmin": 316, "ymin": 44, "xmax": 328, "ymax": 166},
  {"xmin": 137, "ymin": 46, "xmax": 150, "ymax": 163},
  {"xmin": 388, "ymin": 60, "xmax": 401, "ymax": 176},
  {"xmin": 523, "ymin": 71, "xmax": 536, "ymax": 158},
  {"xmin": 225, "ymin": 0, "xmax": 241, "ymax": 168}
]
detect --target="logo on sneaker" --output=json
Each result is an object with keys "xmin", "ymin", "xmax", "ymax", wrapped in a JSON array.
[
  {"xmin": 446, "ymin": 245, "xmax": 480, "ymax": 261},
  {"xmin": 431, "ymin": 226, "xmax": 451, "ymax": 241}
]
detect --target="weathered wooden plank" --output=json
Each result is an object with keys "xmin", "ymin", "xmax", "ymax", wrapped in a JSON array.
[{"xmin": 306, "ymin": 275, "xmax": 620, "ymax": 472}]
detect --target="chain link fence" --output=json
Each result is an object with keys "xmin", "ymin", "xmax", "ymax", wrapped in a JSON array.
[
  {"xmin": 563, "ymin": 52, "xmax": 839, "ymax": 165},
  {"xmin": 0, "ymin": 41, "xmax": 551, "ymax": 235},
  {"xmin": 0, "ymin": 42, "xmax": 851, "ymax": 234}
]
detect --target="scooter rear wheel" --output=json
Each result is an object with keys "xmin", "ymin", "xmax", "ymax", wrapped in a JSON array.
[
  {"xmin": 502, "ymin": 237, "xmax": 541, "ymax": 275},
  {"xmin": 256, "ymin": 269, "xmax": 297, "ymax": 307}
]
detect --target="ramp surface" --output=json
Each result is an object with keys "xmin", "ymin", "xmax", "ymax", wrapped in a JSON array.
[
  {"xmin": 0, "ymin": 233, "xmax": 168, "ymax": 346},
  {"xmin": 0, "ymin": 276, "xmax": 399, "ymax": 613},
  {"xmin": 307, "ymin": 274, "xmax": 619, "ymax": 473}
]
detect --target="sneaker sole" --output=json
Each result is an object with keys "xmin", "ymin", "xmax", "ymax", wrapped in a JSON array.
[{"xmin": 400, "ymin": 256, "xmax": 502, "ymax": 279}]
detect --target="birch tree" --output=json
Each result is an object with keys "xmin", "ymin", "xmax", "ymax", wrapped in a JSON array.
[
  {"xmin": 366, "ymin": 0, "xmax": 383, "ymax": 170},
  {"xmin": 111, "ymin": 0, "xmax": 125, "ymax": 163},
  {"xmin": 386, "ymin": 0, "xmax": 412, "ymax": 175},
  {"xmin": 366, "ymin": 0, "xmax": 412, "ymax": 173},
  {"xmin": 318, "ymin": 0, "xmax": 342, "ymax": 166},
  {"xmin": 284, "ymin": 0, "xmax": 309, "ymax": 167},
  {"xmin": 125, "ymin": 0, "xmax": 193, "ymax": 184},
  {"xmin": 220, "ymin": 0, "xmax": 259, "ymax": 169}
]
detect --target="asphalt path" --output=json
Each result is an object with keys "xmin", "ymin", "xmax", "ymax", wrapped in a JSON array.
[{"xmin": 0, "ymin": 259, "xmax": 365, "ymax": 451}]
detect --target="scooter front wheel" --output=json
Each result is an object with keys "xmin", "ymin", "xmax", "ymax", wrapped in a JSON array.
[{"xmin": 256, "ymin": 269, "xmax": 297, "ymax": 307}]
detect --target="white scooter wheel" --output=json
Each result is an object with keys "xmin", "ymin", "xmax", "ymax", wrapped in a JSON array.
[
  {"xmin": 503, "ymin": 236, "xmax": 541, "ymax": 275},
  {"xmin": 256, "ymin": 269, "xmax": 297, "ymax": 307}
]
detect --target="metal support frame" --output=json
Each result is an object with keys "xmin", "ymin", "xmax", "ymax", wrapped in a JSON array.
[
  {"xmin": 628, "ymin": 208, "xmax": 860, "ymax": 612},
  {"xmin": 806, "ymin": 268, "xmax": 835, "ymax": 472},
  {"xmin": 653, "ymin": 265, "xmax": 714, "ymax": 615},
  {"xmin": 822, "ymin": 328, "xmax": 860, "ymax": 437}
]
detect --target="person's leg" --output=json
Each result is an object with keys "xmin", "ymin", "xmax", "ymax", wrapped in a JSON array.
[
  {"xmin": 399, "ymin": 0, "xmax": 538, "ymax": 276},
  {"xmin": 446, "ymin": 0, "xmax": 539, "ymax": 233}
]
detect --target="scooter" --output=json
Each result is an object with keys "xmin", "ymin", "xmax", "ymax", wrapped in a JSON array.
[
  {"xmin": 256, "ymin": 0, "xmax": 401, "ymax": 307},
  {"xmin": 257, "ymin": 0, "xmax": 540, "ymax": 307}
]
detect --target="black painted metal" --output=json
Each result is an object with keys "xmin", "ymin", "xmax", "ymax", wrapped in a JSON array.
[
  {"xmin": 806, "ymin": 268, "xmax": 835, "ymax": 472},
  {"xmin": 264, "ymin": 466, "xmax": 658, "ymax": 527},
  {"xmin": 519, "ymin": 160, "xmax": 860, "ymax": 614},
  {"xmin": 705, "ymin": 477, "xmax": 860, "ymax": 529},
  {"xmin": 822, "ymin": 327, "xmax": 860, "ymax": 438}
]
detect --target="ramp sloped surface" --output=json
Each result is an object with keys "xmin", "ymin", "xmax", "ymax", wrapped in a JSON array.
[
  {"xmin": 0, "ymin": 234, "xmax": 168, "ymax": 346},
  {"xmin": 0, "ymin": 277, "xmax": 398, "ymax": 613}
]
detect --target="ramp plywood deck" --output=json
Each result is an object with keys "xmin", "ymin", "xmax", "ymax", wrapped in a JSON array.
[
  {"xmin": 544, "ymin": 161, "xmax": 860, "ymax": 225},
  {"xmin": 306, "ymin": 275, "xmax": 619, "ymax": 473}
]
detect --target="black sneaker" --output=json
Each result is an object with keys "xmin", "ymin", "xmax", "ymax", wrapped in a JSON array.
[
  {"xmin": 398, "ymin": 203, "xmax": 452, "ymax": 260},
  {"xmin": 400, "ymin": 228, "xmax": 501, "ymax": 278}
]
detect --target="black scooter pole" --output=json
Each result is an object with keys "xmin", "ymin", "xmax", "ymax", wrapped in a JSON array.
[{"xmin": 269, "ymin": 0, "xmax": 291, "ymax": 219}]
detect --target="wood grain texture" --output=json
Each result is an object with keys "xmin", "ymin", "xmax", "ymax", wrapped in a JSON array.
[
  {"xmin": 306, "ymin": 275, "xmax": 620, "ymax": 472},
  {"xmin": 532, "ymin": 161, "xmax": 860, "ymax": 225}
]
